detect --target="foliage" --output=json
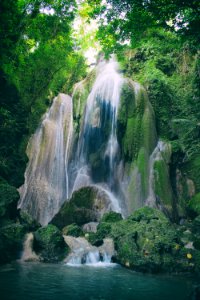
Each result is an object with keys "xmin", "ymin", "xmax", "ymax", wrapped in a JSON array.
[
  {"xmin": 93, "ymin": 207, "xmax": 200, "ymax": 273},
  {"xmin": 88, "ymin": 0, "xmax": 200, "ymax": 55},
  {"xmin": 33, "ymin": 224, "xmax": 68, "ymax": 262},
  {"xmin": 0, "ymin": 182, "xmax": 19, "ymax": 220},
  {"xmin": 62, "ymin": 223, "xmax": 83, "ymax": 237},
  {"xmin": 0, "ymin": 223, "xmax": 26, "ymax": 264}
]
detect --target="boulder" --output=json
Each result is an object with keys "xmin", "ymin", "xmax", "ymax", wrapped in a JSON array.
[
  {"xmin": 33, "ymin": 224, "xmax": 69, "ymax": 262},
  {"xmin": 51, "ymin": 186, "xmax": 114, "ymax": 229}
]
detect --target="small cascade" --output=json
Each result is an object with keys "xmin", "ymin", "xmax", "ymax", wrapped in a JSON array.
[
  {"xmin": 18, "ymin": 94, "xmax": 73, "ymax": 225},
  {"xmin": 21, "ymin": 233, "xmax": 39, "ymax": 262},
  {"xmin": 64, "ymin": 236, "xmax": 115, "ymax": 267}
]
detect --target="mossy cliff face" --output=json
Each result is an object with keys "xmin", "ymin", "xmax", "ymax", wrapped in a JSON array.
[
  {"xmin": 117, "ymin": 80, "xmax": 174, "ymax": 216},
  {"xmin": 117, "ymin": 79, "xmax": 157, "ymax": 213}
]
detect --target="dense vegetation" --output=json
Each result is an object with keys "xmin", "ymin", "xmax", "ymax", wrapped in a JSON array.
[
  {"xmin": 0, "ymin": 0, "xmax": 87, "ymax": 262},
  {"xmin": 0, "ymin": 0, "xmax": 86, "ymax": 188}
]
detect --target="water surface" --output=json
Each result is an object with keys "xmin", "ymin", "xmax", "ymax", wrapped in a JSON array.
[{"xmin": 0, "ymin": 262, "xmax": 197, "ymax": 300}]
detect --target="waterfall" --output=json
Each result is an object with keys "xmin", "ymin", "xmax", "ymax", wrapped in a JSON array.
[
  {"xmin": 69, "ymin": 57, "xmax": 124, "ymax": 213},
  {"xmin": 19, "ymin": 56, "xmax": 159, "ymax": 225},
  {"xmin": 18, "ymin": 94, "xmax": 73, "ymax": 226}
]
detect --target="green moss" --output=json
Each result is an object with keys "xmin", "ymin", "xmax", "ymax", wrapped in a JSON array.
[
  {"xmin": 34, "ymin": 224, "xmax": 68, "ymax": 262},
  {"xmin": 154, "ymin": 159, "xmax": 173, "ymax": 208},
  {"xmin": 184, "ymin": 156, "xmax": 200, "ymax": 193},
  {"xmin": 62, "ymin": 223, "xmax": 83, "ymax": 237},
  {"xmin": 128, "ymin": 206, "xmax": 168, "ymax": 223},
  {"xmin": 123, "ymin": 116, "xmax": 141, "ymax": 160},
  {"xmin": 51, "ymin": 187, "xmax": 97, "ymax": 228},
  {"xmin": 137, "ymin": 148, "xmax": 149, "ymax": 198},
  {"xmin": 93, "ymin": 207, "xmax": 199, "ymax": 273},
  {"xmin": 19, "ymin": 210, "xmax": 40, "ymax": 231},
  {"xmin": 188, "ymin": 193, "xmax": 200, "ymax": 216},
  {"xmin": 100, "ymin": 211, "xmax": 123, "ymax": 223},
  {"xmin": 0, "ymin": 223, "xmax": 26, "ymax": 264},
  {"xmin": 71, "ymin": 187, "xmax": 95, "ymax": 209},
  {"xmin": 141, "ymin": 105, "xmax": 157, "ymax": 155}
]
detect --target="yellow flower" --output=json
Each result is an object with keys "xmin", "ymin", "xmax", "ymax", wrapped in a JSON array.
[
  {"xmin": 187, "ymin": 253, "xmax": 192, "ymax": 259},
  {"xmin": 175, "ymin": 244, "xmax": 180, "ymax": 250}
]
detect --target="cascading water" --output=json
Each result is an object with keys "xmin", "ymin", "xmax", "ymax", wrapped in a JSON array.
[
  {"xmin": 64, "ymin": 236, "xmax": 115, "ymax": 267},
  {"xmin": 69, "ymin": 58, "xmax": 124, "ymax": 213},
  {"xmin": 18, "ymin": 94, "xmax": 73, "ymax": 225}
]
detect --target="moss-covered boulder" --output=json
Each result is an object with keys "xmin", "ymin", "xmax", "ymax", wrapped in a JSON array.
[
  {"xmin": 33, "ymin": 224, "xmax": 68, "ymax": 262},
  {"xmin": 51, "ymin": 187, "xmax": 96, "ymax": 228},
  {"xmin": 101, "ymin": 212, "xmax": 123, "ymax": 223},
  {"xmin": 62, "ymin": 223, "xmax": 83, "ymax": 237},
  {"xmin": 51, "ymin": 186, "xmax": 113, "ymax": 229},
  {"xmin": 0, "ymin": 223, "xmax": 26, "ymax": 264}
]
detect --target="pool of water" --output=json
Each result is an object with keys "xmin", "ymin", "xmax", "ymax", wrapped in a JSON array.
[{"xmin": 0, "ymin": 262, "xmax": 197, "ymax": 300}]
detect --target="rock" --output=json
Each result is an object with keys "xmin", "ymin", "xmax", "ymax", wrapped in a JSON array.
[
  {"xmin": 33, "ymin": 224, "xmax": 69, "ymax": 262},
  {"xmin": 63, "ymin": 235, "xmax": 115, "ymax": 264},
  {"xmin": 51, "ymin": 186, "xmax": 115, "ymax": 229},
  {"xmin": 82, "ymin": 222, "xmax": 99, "ymax": 233},
  {"xmin": 62, "ymin": 223, "xmax": 83, "ymax": 237}
]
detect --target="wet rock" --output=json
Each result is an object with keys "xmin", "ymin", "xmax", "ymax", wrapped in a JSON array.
[
  {"xmin": 63, "ymin": 236, "xmax": 115, "ymax": 265},
  {"xmin": 82, "ymin": 222, "xmax": 99, "ymax": 233}
]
